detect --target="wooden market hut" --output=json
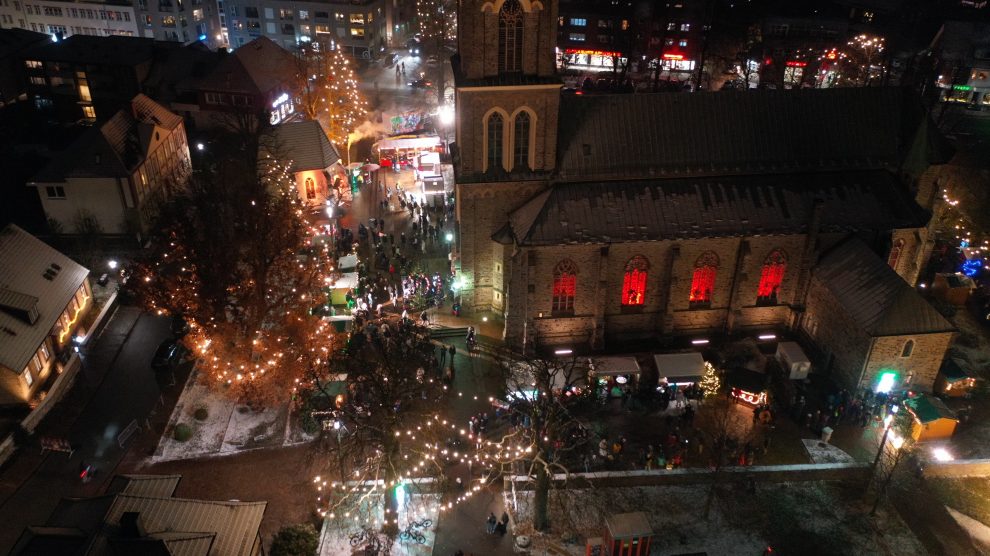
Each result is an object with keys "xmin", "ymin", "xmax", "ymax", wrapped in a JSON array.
[
  {"xmin": 934, "ymin": 357, "xmax": 979, "ymax": 398},
  {"xmin": 601, "ymin": 512, "xmax": 654, "ymax": 556},
  {"xmin": 904, "ymin": 394, "xmax": 959, "ymax": 442}
]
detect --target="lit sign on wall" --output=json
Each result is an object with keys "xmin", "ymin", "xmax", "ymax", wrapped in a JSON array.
[
  {"xmin": 731, "ymin": 388, "xmax": 767, "ymax": 406},
  {"xmin": 565, "ymin": 48, "xmax": 622, "ymax": 58},
  {"xmin": 662, "ymin": 53, "xmax": 684, "ymax": 60},
  {"xmin": 785, "ymin": 61, "xmax": 807, "ymax": 67},
  {"xmin": 270, "ymin": 92, "xmax": 294, "ymax": 125}
]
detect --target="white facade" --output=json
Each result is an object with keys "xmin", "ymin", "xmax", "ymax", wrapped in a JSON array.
[{"xmin": 0, "ymin": 0, "xmax": 138, "ymax": 39}]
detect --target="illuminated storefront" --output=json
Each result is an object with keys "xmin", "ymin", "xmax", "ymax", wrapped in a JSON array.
[
  {"xmin": 558, "ymin": 48, "xmax": 627, "ymax": 71},
  {"xmin": 269, "ymin": 92, "xmax": 295, "ymax": 125}
]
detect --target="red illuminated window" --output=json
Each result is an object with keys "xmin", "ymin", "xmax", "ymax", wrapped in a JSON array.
[
  {"xmin": 622, "ymin": 256, "xmax": 648, "ymax": 306},
  {"xmin": 887, "ymin": 239, "xmax": 904, "ymax": 270},
  {"xmin": 756, "ymin": 249, "xmax": 787, "ymax": 306},
  {"xmin": 689, "ymin": 252, "xmax": 718, "ymax": 308},
  {"xmin": 552, "ymin": 259, "xmax": 577, "ymax": 314}
]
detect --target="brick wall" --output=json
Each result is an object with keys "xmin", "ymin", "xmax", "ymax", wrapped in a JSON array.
[
  {"xmin": 863, "ymin": 332, "xmax": 954, "ymax": 392},
  {"xmin": 802, "ymin": 275, "xmax": 873, "ymax": 389},
  {"xmin": 457, "ymin": 0, "xmax": 557, "ymax": 80}
]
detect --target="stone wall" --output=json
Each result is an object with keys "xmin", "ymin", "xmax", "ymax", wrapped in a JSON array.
[
  {"xmin": 863, "ymin": 332, "xmax": 954, "ymax": 392},
  {"xmin": 457, "ymin": 0, "xmax": 556, "ymax": 80},
  {"xmin": 802, "ymin": 275, "xmax": 873, "ymax": 389}
]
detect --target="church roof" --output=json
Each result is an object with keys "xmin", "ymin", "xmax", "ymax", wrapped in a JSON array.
[
  {"xmin": 499, "ymin": 170, "xmax": 927, "ymax": 246},
  {"xmin": 554, "ymin": 87, "xmax": 944, "ymax": 182},
  {"xmin": 813, "ymin": 238, "xmax": 955, "ymax": 337},
  {"xmin": 264, "ymin": 121, "xmax": 340, "ymax": 172}
]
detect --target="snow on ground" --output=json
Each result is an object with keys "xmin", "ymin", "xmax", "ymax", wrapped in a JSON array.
[
  {"xmin": 318, "ymin": 494, "xmax": 441, "ymax": 556},
  {"xmin": 802, "ymin": 439, "xmax": 856, "ymax": 464},
  {"xmin": 511, "ymin": 481, "xmax": 925, "ymax": 556},
  {"xmin": 153, "ymin": 369, "xmax": 292, "ymax": 462}
]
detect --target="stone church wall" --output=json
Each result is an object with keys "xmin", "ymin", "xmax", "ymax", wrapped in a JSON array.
[
  {"xmin": 863, "ymin": 333, "xmax": 954, "ymax": 392},
  {"xmin": 802, "ymin": 276, "xmax": 873, "ymax": 389}
]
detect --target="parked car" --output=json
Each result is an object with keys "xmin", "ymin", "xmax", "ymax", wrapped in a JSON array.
[
  {"xmin": 408, "ymin": 78, "xmax": 433, "ymax": 89},
  {"xmin": 151, "ymin": 339, "xmax": 183, "ymax": 372}
]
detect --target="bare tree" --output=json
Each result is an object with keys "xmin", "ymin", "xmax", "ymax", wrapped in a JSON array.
[
  {"xmin": 482, "ymin": 351, "xmax": 592, "ymax": 532},
  {"xmin": 695, "ymin": 396, "xmax": 757, "ymax": 519},
  {"xmin": 311, "ymin": 323, "xmax": 449, "ymax": 536}
]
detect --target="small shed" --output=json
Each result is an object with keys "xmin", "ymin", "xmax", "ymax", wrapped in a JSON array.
[
  {"xmin": 904, "ymin": 394, "xmax": 959, "ymax": 442},
  {"xmin": 934, "ymin": 357, "xmax": 979, "ymax": 398},
  {"xmin": 653, "ymin": 352, "xmax": 706, "ymax": 385},
  {"xmin": 775, "ymin": 341, "xmax": 811, "ymax": 380},
  {"xmin": 602, "ymin": 512, "xmax": 653, "ymax": 556},
  {"xmin": 932, "ymin": 273, "xmax": 975, "ymax": 306},
  {"xmin": 726, "ymin": 368, "xmax": 769, "ymax": 406}
]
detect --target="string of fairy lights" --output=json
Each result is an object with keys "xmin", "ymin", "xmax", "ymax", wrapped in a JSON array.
[
  {"xmin": 322, "ymin": 47, "xmax": 368, "ymax": 151},
  {"xmin": 942, "ymin": 189, "xmax": 990, "ymax": 273}
]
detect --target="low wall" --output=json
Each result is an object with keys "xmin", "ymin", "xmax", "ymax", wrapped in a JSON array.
[
  {"xmin": 21, "ymin": 352, "xmax": 81, "ymax": 433},
  {"xmin": 505, "ymin": 463, "xmax": 871, "ymax": 490},
  {"xmin": 0, "ymin": 434, "xmax": 15, "ymax": 467},
  {"xmin": 923, "ymin": 459, "xmax": 990, "ymax": 479}
]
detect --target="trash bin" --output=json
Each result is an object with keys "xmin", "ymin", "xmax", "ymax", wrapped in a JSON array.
[{"xmin": 821, "ymin": 426, "xmax": 833, "ymax": 443}]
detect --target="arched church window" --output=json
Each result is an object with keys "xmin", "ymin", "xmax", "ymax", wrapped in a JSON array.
[
  {"xmin": 621, "ymin": 256, "xmax": 648, "ymax": 306},
  {"xmin": 689, "ymin": 252, "xmax": 718, "ymax": 309},
  {"xmin": 888, "ymin": 238, "xmax": 904, "ymax": 270},
  {"xmin": 513, "ymin": 111, "xmax": 531, "ymax": 170},
  {"xmin": 486, "ymin": 111, "xmax": 504, "ymax": 172},
  {"xmin": 552, "ymin": 259, "xmax": 577, "ymax": 314},
  {"xmin": 498, "ymin": 0, "xmax": 524, "ymax": 73},
  {"xmin": 305, "ymin": 177, "xmax": 316, "ymax": 200},
  {"xmin": 756, "ymin": 249, "xmax": 787, "ymax": 306},
  {"xmin": 901, "ymin": 339, "xmax": 914, "ymax": 358}
]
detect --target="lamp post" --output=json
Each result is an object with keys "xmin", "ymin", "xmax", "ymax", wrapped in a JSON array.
[{"xmin": 871, "ymin": 405, "xmax": 899, "ymax": 471}]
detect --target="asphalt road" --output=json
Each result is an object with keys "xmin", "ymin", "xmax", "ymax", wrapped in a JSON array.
[{"xmin": 0, "ymin": 307, "xmax": 173, "ymax": 553}]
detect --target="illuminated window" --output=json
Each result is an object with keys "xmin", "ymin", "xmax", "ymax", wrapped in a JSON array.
[
  {"xmin": 689, "ymin": 252, "xmax": 718, "ymax": 308},
  {"xmin": 552, "ymin": 260, "xmax": 577, "ymax": 314},
  {"xmin": 512, "ymin": 111, "xmax": 530, "ymax": 170},
  {"xmin": 162, "ymin": 15, "xmax": 176, "ymax": 26},
  {"xmin": 678, "ymin": 39, "xmax": 688, "ymax": 47},
  {"xmin": 887, "ymin": 238, "xmax": 903, "ymax": 270},
  {"xmin": 901, "ymin": 339, "xmax": 914, "ymax": 358},
  {"xmin": 23, "ymin": 368, "xmax": 33, "ymax": 387},
  {"xmin": 680, "ymin": 23, "xmax": 690, "ymax": 31},
  {"xmin": 305, "ymin": 177, "xmax": 316, "ymax": 199},
  {"xmin": 498, "ymin": 0, "xmax": 523, "ymax": 72},
  {"xmin": 621, "ymin": 256, "xmax": 648, "ymax": 306},
  {"xmin": 569, "ymin": 33, "xmax": 585, "ymax": 41},
  {"xmin": 485, "ymin": 111, "xmax": 503, "ymax": 172},
  {"xmin": 82, "ymin": 105, "xmax": 96, "ymax": 119},
  {"xmin": 350, "ymin": 27, "xmax": 363, "ymax": 37},
  {"xmin": 349, "ymin": 13, "xmax": 364, "ymax": 23},
  {"xmin": 756, "ymin": 249, "xmax": 786, "ymax": 306},
  {"xmin": 569, "ymin": 18, "xmax": 586, "ymax": 26}
]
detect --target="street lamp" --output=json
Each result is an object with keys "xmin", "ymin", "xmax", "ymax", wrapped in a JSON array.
[
  {"xmin": 108, "ymin": 259, "xmax": 118, "ymax": 270},
  {"xmin": 445, "ymin": 232, "xmax": 454, "ymax": 243},
  {"xmin": 196, "ymin": 143, "xmax": 205, "ymax": 151}
]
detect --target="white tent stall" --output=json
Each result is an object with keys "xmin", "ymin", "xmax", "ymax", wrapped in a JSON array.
[
  {"xmin": 588, "ymin": 356, "xmax": 641, "ymax": 397},
  {"xmin": 776, "ymin": 341, "xmax": 811, "ymax": 380},
  {"xmin": 653, "ymin": 352, "xmax": 706, "ymax": 386}
]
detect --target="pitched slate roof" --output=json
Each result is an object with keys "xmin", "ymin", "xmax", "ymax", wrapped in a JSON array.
[
  {"xmin": 813, "ymin": 238, "xmax": 955, "ymax": 337},
  {"xmin": 31, "ymin": 94, "xmax": 182, "ymax": 183},
  {"xmin": 197, "ymin": 36, "xmax": 296, "ymax": 95},
  {"xmin": 266, "ymin": 120, "xmax": 341, "ymax": 171},
  {"xmin": 500, "ymin": 170, "xmax": 927, "ymax": 246},
  {"xmin": 0, "ymin": 224, "xmax": 89, "ymax": 374},
  {"xmin": 555, "ymin": 87, "xmax": 933, "ymax": 181}
]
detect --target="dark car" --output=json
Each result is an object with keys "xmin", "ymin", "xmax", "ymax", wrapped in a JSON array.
[
  {"xmin": 151, "ymin": 339, "xmax": 182, "ymax": 372},
  {"xmin": 408, "ymin": 78, "xmax": 433, "ymax": 89}
]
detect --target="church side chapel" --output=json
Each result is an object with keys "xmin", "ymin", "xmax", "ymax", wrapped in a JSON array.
[{"xmin": 450, "ymin": 0, "xmax": 954, "ymax": 392}]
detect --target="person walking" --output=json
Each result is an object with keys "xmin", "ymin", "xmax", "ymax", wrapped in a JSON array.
[{"xmin": 486, "ymin": 512, "xmax": 497, "ymax": 534}]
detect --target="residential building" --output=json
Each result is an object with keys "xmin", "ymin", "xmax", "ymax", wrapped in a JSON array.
[
  {"xmin": 0, "ymin": 224, "xmax": 90, "ymax": 406},
  {"xmin": 28, "ymin": 93, "xmax": 191, "ymax": 236},
  {"xmin": 11, "ymin": 474, "xmax": 267, "ymax": 555},
  {"xmin": 802, "ymin": 238, "xmax": 955, "ymax": 393},
  {"xmin": 0, "ymin": 27, "xmax": 48, "ymax": 107},
  {"xmin": 933, "ymin": 20, "xmax": 990, "ymax": 105},
  {"xmin": 221, "ymin": 0, "xmax": 387, "ymax": 59},
  {"xmin": 451, "ymin": 0, "xmax": 951, "ymax": 394},
  {"xmin": 133, "ymin": 0, "xmax": 224, "ymax": 48},
  {"xmin": 265, "ymin": 119, "xmax": 342, "ymax": 206},
  {"xmin": 556, "ymin": 0, "xmax": 637, "ymax": 73},
  {"xmin": 187, "ymin": 36, "xmax": 299, "ymax": 129},
  {"xmin": 20, "ymin": 34, "xmax": 165, "ymax": 122},
  {"xmin": 0, "ymin": 0, "xmax": 138, "ymax": 41}
]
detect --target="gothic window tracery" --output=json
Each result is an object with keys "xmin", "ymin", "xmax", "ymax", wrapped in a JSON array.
[
  {"xmin": 689, "ymin": 252, "xmax": 718, "ymax": 308},
  {"xmin": 756, "ymin": 249, "xmax": 787, "ymax": 306},
  {"xmin": 552, "ymin": 259, "xmax": 577, "ymax": 314},
  {"xmin": 498, "ymin": 0, "xmax": 524, "ymax": 73},
  {"xmin": 621, "ymin": 256, "xmax": 648, "ymax": 306}
]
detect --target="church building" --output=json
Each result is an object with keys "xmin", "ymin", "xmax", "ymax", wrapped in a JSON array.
[{"xmin": 450, "ymin": 0, "xmax": 953, "ymax": 391}]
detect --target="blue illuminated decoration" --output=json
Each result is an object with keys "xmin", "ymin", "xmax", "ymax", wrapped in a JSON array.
[
  {"xmin": 961, "ymin": 258, "xmax": 982, "ymax": 277},
  {"xmin": 198, "ymin": 34, "xmax": 207, "ymax": 41},
  {"xmin": 960, "ymin": 240, "xmax": 969, "ymax": 249}
]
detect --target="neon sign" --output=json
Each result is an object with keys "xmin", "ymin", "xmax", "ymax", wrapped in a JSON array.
[
  {"xmin": 662, "ymin": 53, "xmax": 684, "ymax": 60},
  {"xmin": 270, "ymin": 92, "xmax": 294, "ymax": 125},
  {"xmin": 731, "ymin": 388, "xmax": 766, "ymax": 406},
  {"xmin": 786, "ymin": 61, "xmax": 807, "ymax": 67}
]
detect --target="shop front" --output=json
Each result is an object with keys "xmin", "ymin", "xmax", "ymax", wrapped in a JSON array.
[{"xmin": 558, "ymin": 48, "xmax": 627, "ymax": 72}]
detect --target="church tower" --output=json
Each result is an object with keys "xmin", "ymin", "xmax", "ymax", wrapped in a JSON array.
[{"xmin": 452, "ymin": 0, "xmax": 561, "ymax": 316}]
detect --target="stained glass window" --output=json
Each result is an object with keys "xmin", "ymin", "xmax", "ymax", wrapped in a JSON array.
[
  {"xmin": 689, "ymin": 252, "xmax": 718, "ymax": 308},
  {"xmin": 756, "ymin": 249, "xmax": 786, "ymax": 306},
  {"xmin": 621, "ymin": 256, "xmax": 648, "ymax": 306},
  {"xmin": 552, "ymin": 259, "xmax": 577, "ymax": 313}
]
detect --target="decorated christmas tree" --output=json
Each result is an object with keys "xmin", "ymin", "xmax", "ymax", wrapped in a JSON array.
[{"xmin": 700, "ymin": 361, "xmax": 721, "ymax": 398}]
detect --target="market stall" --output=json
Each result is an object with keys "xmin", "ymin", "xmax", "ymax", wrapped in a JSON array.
[
  {"xmin": 726, "ymin": 368, "xmax": 769, "ymax": 406},
  {"xmin": 337, "ymin": 253, "xmax": 358, "ymax": 272},
  {"xmin": 935, "ymin": 357, "xmax": 979, "ymax": 398},
  {"xmin": 905, "ymin": 394, "xmax": 959, "ymax": 442},
  {"xmin": 375, "ymin": 135, "xmax": 443, "ymax": 171},
  {"xmin": 328, "ymin": 272, "xmax": 359, "ymax": 306},
  {"xmin": 775, "ymin": 341, "xmax": 811, "ymax": 380},
  {"xmin": 589, "ymin": 356, "xmax": 641, "ymax": 398},
  {"xmin": 652, "ymin": 352, "xmax": 706, "ymax": 386}
]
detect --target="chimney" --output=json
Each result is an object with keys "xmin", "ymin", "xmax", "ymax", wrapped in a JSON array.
[{"xmin": 119, "ymin": 512, "xmax": 147, "ymax": 539}]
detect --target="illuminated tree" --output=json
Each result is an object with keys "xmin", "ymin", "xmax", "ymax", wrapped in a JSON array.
[
  {"xmin": 295, "ymin": 44, "xmax": 368, "ymax": 154},
  {"xmin": 311, "ymin": 325, "xmax": 450, "ymax": 536},
  {"xmin": 699, "ymin": 361, "xmax": 721, "ymax": 398},
  {"xmin": 126, "ymin": 127, "xmax": 336, "ymax": 406}
]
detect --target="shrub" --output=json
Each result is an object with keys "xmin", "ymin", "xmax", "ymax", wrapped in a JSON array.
[
  {"xmin": 173, "ymin": 423, "xmax": 193, "ymax": 442},
  {"xmin": 194, "ymin": 407, "xmax": 209, "ymax": 421},
  {"xmin": 270, "ymin": 523, "xmax": 319, "ymax": 556}
]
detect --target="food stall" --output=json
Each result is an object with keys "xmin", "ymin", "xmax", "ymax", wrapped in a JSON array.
[
  {"xmin": 905, "ymin": 394, "xmax": 959, "ymax": 442},
  {"xmin": 935, "ymin": 357, "xmax": 979, "ymax": 398},
  {"xmin": 652, "ymin": 352, "xmax": 706, "ymax": 387},
  {"xmin": 932, "ymin": 272, "xmax": 976, "ymax": 306},
  {"xmin": 375, "ymin": 135, "xmax": 443, "ymax": 171},
  {"xmin": 726, "ymin": 368, "xmax": 769, "ymax": 406},
  {"xmin": 337, "ymin": 253, "xmax": 358, "ymax": 272},
  {"xmin": 598, "ymin": 512, "xmax": 654, "ymax": 556},
  {"xmin": 775, "ymin": 341, "xmax": 811, "ymax": 380},
  {"xmin": 328, "ymin": 272, "xmax": 359, "ymax": 306},
  {"xmin": 588, "ymin": 356, "xmax": 641, "ymax": 398}
]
